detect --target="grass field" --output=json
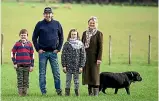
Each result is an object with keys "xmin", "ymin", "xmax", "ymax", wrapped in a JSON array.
[{"xmin": 1, "ymin": 2, "xmax": 158, "ymax": 101}]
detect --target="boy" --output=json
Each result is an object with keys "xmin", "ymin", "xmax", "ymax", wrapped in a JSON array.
[{"xmin": 11, "ymin": 29, "xmax": 34, "ymax": 96}]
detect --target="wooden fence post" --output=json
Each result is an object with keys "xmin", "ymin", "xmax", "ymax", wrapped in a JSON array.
[
  {"xmin": 148, "ymin": 35, "xmax": 151, "ymax": 64},
  {"xmin": 129, "ymin": 35, "xmax": 131, "ymax": 65},
  {"xmin": 1, "ymin": 33, "xmax": 3, "ymax": 65},
  {"xmin": 109, "ymin": 35, "xmax": 112, "ymax": 65}
]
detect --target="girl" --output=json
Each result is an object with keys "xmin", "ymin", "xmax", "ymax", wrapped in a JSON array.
[{"xmin": 61, "ymin": 29, "xmax": 86, "ymax": 96}]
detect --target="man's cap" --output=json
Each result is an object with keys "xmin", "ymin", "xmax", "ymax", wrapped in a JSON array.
[{"xmin": 44, "ymin": 7, "xmax": 53, "ymax": 13}]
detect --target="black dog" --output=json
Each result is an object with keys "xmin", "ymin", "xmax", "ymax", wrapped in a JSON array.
[{"xmin": 99, "ymin": 71, "xmax": 142, "ymax": 95}]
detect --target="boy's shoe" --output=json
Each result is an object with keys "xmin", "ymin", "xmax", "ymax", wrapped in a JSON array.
[
  {"xmin": 56, "ymin": 89, "xmax": 62, "ymax": 96},
  {"xmin": 18, "ymin": 88, "xmax": 23, "ymax": 96},
  {"xmin": 23, "ymin": 87, "xmax": 27, "ymax": 96}
]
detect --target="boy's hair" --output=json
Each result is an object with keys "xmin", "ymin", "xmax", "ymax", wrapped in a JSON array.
[
  {"xmin": 19, "ymin": 29, "xmax": 28, "ymax": 36},
  {"xmin": 67, "ymin": 29, "xmax": 80, "ymax": 41}
]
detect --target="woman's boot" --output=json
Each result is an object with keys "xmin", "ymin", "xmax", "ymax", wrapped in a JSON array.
[
  {"xmin": 93, "ymin": 88, "xmax": 99, "ymax": 96},
  {"xmin": 88, "ymin": 85, "xmax": 93, "ymax": 96}
]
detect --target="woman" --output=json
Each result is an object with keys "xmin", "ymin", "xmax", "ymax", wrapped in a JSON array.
[{"xmin": 82, "ymin": 16, "xmax": 103, "ymax": 96}]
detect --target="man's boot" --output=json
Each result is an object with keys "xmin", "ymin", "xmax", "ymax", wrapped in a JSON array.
[
  {"xmin": 56, "ymin": 89, "xmax": 62, "ymax": 96},
  {"xmin": 74, "ymin": 89, "xmax": 79, "ymax": 96},
  {"xmin": 23, "ymin": 87, "xmax": 27, "ymax": 96},
  {"xmin": 18, "ymin": 88, "xmax": 23, "ymax": 96},
  {"xmin": 65, "ymin": 88, "xmax": 70, "ymax": 96},
  {"xmin": 93, "ymin": 88, "xmax": 99, "ymax": 96}
]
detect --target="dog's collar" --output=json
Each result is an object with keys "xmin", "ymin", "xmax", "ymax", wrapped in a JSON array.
[{"xmin": 130, "ymin": 72, "xmax": 134, "ymax": 77}]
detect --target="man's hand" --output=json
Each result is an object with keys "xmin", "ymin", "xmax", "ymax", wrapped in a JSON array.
[
  {"xmin": 53, "ymin": 50, "xmax": 59, "ymax": 54},
  {"xmin": 38, "ymin": 49, "xmax": 45, "ymax": 54},
  {"xmin": 29, "ymin": 67, "xmax": 33, "ymax": 72},
  {"xmin": 63, "ymin": 67, "xmax": 67, "ymax": 73},
  {"xmin": 14, "ymin": 64, "xmax": 17, "ymax": 69}
]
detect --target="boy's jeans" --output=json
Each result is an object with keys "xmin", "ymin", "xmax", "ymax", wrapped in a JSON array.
[
  {"xmin": 39, "ymin": 52, "xmax": 61, "ymax": 94},
  {"xmin": 16, "ymin": 66, "xmax": 29, "ymax": 89}
]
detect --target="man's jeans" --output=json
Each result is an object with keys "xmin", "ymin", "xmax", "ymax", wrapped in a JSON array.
[{"xmin": 39, "ymin": 52, "xmax": 61, "ymax": 94}]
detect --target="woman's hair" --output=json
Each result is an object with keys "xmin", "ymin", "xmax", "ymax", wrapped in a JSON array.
[
  {"xmin": 88, "ymin": 16, "xmax": 98, "ymax": 23},
  {"xmin": 67, "ymin": 29, "xmax": 80, "ymax": 41},
  {"xmin": 19, "ymin": 29, "xmax": 28, "ymax": 36}
]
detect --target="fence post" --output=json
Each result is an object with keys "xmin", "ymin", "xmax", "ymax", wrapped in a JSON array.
[
  {"xmin": 109, "ymin": 35, "xmax": 112, "ymax": 65},
  {"xmin": 129, "ymin": 35, "xmax": 131, "ymax": 65},
  {"xmin": 1, "ymin": 33, "xmax": 3, "ymax": 65},
  {"xmin": 148, "ymin": 35, "xmax": 151, "ymax": 64}
]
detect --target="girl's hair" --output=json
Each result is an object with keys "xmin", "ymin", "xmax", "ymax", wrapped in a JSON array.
[
  {"xmin": 19, "ymin": 29, "xmax": 28, "ymax": 36},
  {"xmin": 67, "ymin": 29, "xmax": 80, "ymax": 41}
]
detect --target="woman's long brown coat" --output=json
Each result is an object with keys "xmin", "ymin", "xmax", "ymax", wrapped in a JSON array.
[{"xmin": 82, "ymin": 30, "xmax": 103, "ymax": 85}]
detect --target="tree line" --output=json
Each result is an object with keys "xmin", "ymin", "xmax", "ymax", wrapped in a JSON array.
[
  {"xmin": 13, "ymin": 0, "xmax": 158, "ymax": 5},
  {"xmin": 61, "ymin": 0, "xmax": 157, "ymax": 4}
]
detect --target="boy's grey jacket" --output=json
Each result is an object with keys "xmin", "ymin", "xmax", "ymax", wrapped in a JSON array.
[{"xmin": 61, "ymin": 41, "xmax": 86, "ymax": 74}]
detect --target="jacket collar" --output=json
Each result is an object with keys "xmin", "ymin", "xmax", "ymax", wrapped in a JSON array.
[{"xmin": 43, "ymin": 18, "xmax": 53, "ymax": 23}]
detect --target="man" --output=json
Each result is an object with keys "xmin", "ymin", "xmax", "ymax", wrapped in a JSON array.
[{"xmin": 32, "ymin": 7, "xmax": 63, "ymax": 95}]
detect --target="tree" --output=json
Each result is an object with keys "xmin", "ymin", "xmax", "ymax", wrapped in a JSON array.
[{"xmin": 129, "ymin": 0, "xmax": 134, "ymax": 5}]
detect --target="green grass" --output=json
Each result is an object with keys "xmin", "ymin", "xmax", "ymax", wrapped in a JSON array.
[
  {"xmin": 2, "ymin": 63, "xmax": 158, "ymax": 101},
  {"xmin": 1, "ymin": 2, "xmax": 158, "ymax": 101}
]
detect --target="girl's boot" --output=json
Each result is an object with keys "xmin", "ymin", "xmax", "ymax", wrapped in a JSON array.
[
  {"xmin": 65, "ymin": 88, "xmax": 70, "ymax": 96},
  {"xmin": 74, "ymin": 89, "xmax": 79, "ymax": 96}
]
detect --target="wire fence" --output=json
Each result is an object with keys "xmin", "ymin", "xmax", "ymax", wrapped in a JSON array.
[{"xmin": 108, "ymin": 35, "xmax": 152, "ymax": 65}]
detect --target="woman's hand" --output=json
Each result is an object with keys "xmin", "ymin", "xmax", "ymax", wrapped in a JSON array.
[{"xmin": 97, "ymin": 60, "xmax": 102, "ymax": 65}]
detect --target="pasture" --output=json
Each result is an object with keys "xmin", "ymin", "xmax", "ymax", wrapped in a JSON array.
[{"xmin": 1, "ymin": 2, "xmax": 158, "ymax": 101}]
